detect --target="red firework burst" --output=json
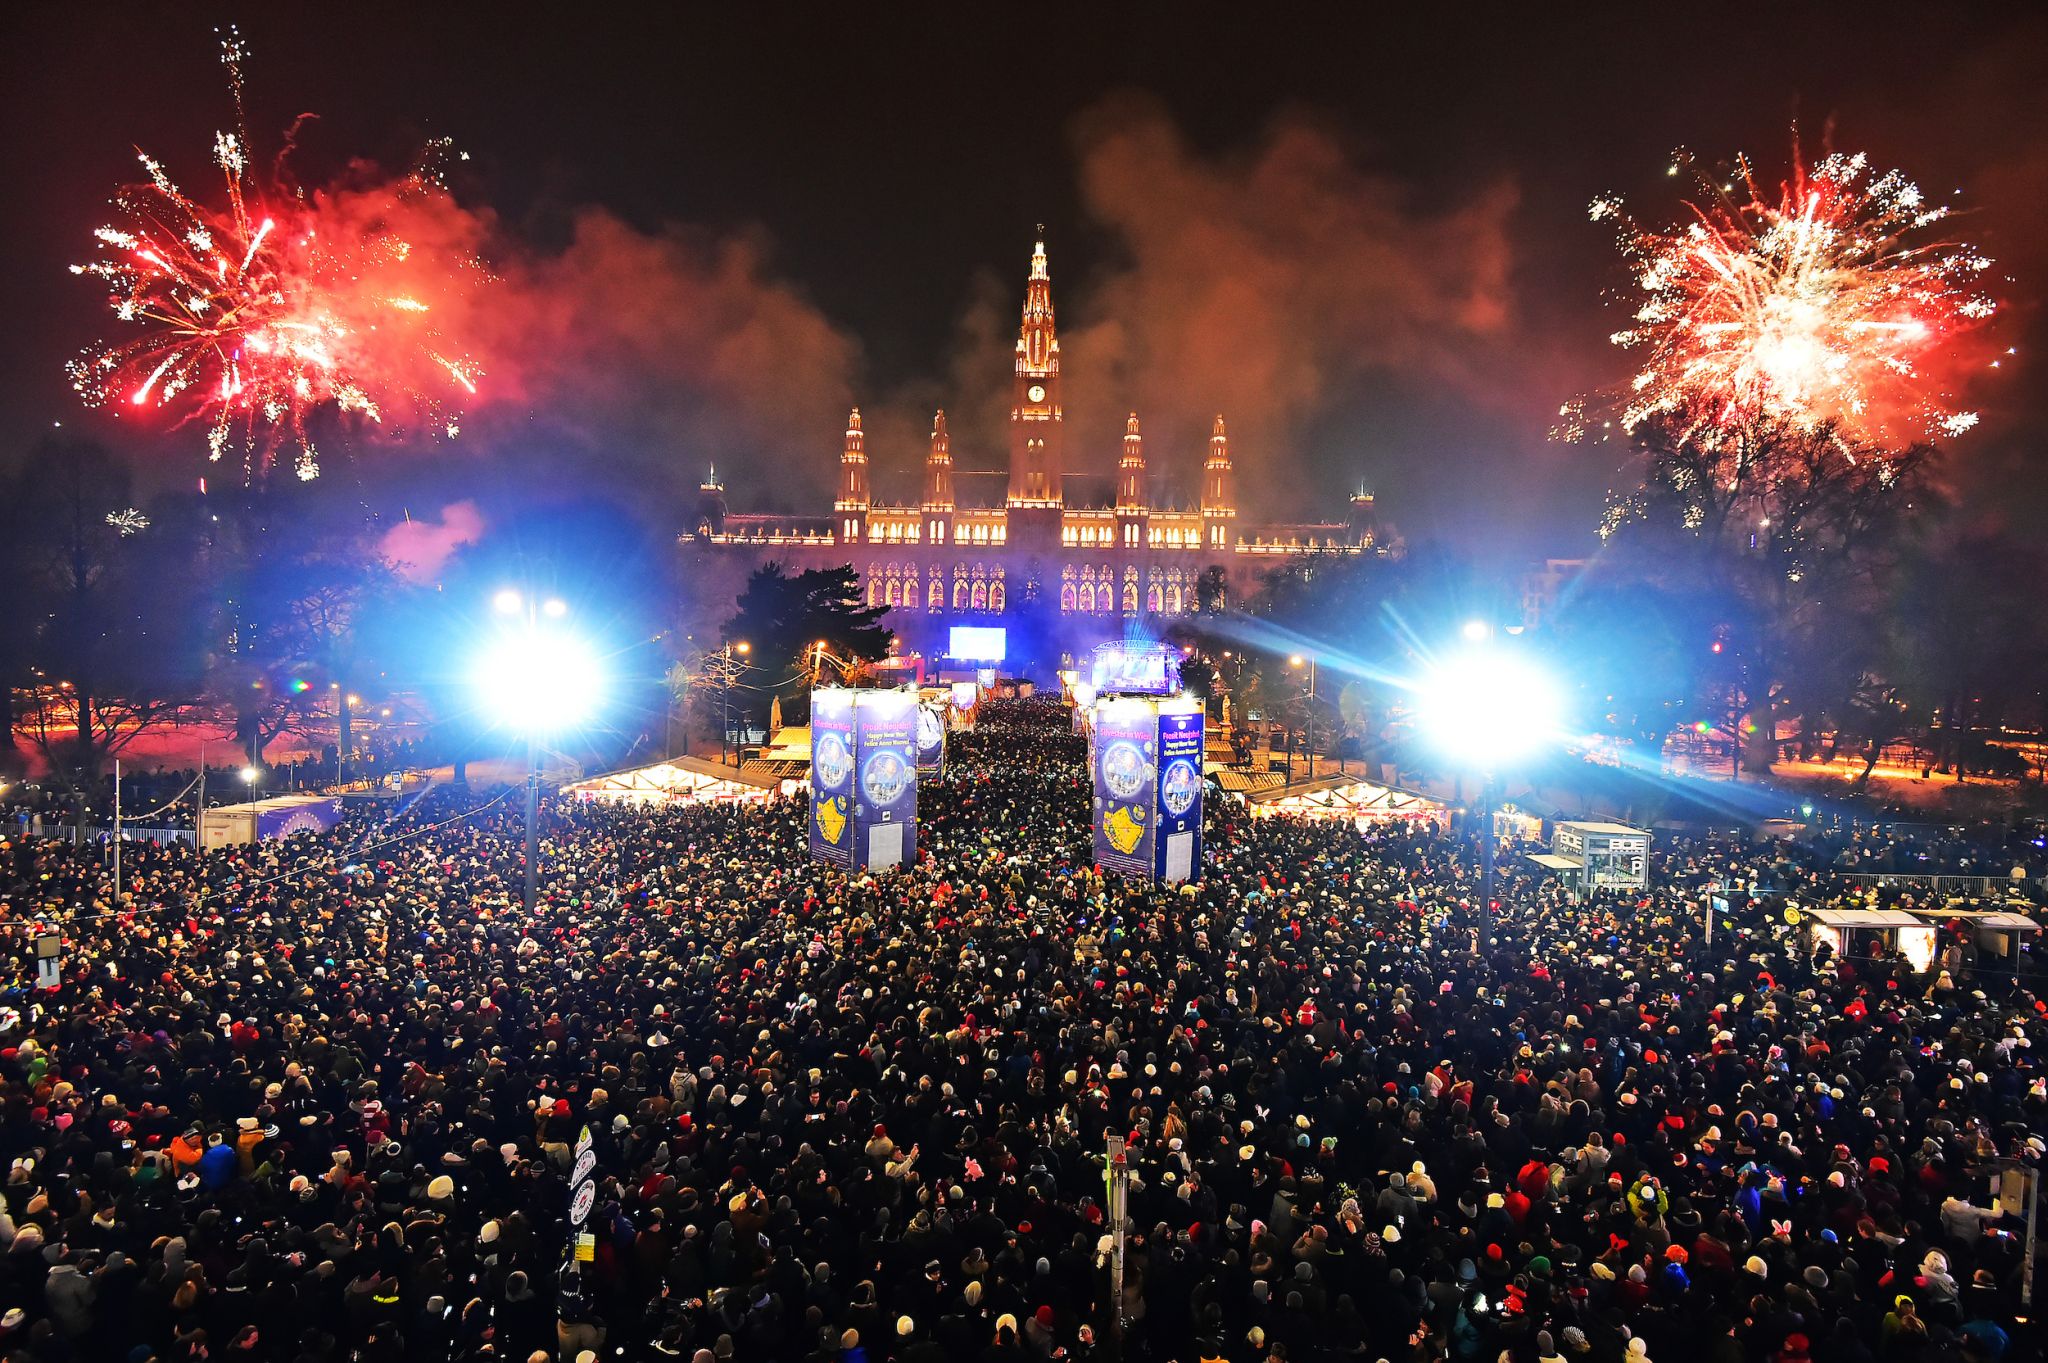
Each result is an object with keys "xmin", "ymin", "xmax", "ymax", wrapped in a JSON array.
[
  {"xmin": 1595, "ymin": 144, "xmax": 2000, "ymax": 446},
  {"xmin": 67, "ymin": 30, "xmax": 485, "ymax": 481}
]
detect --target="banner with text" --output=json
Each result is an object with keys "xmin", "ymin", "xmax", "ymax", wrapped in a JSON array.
[{"xmin": 809, "ymin": 689, "xmax": 856, "ymax": 868}]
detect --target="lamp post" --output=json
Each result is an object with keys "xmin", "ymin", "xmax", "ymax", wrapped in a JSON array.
[
  {"xmin": 478, "ymin": 589, "xmax": 598, "ymax": 918},
  {"xmin": 1414, "ymin": 636, "xmax": 1561, "ymax": 947},
  {"xmin": 718, "ymin": 641, "xmax": 752, "ymax": 768},
  {"xmin": 1290, "ymin": 653, "xmax": 1319, "ymax": 781}
]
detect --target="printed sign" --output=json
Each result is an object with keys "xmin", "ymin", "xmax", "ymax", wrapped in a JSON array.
[
  {"xmin": 915, "ymin": 700, "xmax": 947, "ymax": 777},
  {"xmin": 572, "ymin": 1148, "xmax": 597, "ymax": 1188},
  {"xmin": 569, "ymin": 1178, "xmax": 596, "ymax": 1226},
  {"xmin": 809, "ymin": 689, "xmax": 856, "ymax": 868},
  {"xmin": 1154, "ymin": 704, "xmax": 1204, "ymax": 884},
  {"xmin": 1091, "ymin": 698, "xmax": 1158, "ymax": 878},
  {"xmin": 853, "ymin": 688, "xmax": 920, "ymax": 870}
]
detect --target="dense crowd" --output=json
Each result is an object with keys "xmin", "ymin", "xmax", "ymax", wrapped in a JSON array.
[{"xmin": 1, "ymin": 698, "xmax": 2042, "ymax": 1363}]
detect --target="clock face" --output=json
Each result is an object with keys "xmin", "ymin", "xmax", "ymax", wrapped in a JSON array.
[{"xmin": 1027, "ymin": 384, "xmax": 1046, "ymax": 403}]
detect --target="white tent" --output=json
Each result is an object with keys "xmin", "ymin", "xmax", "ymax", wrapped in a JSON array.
[
  {"xmin": 1245, "ymin": 775, "xmax": 1447, "ymax": 827},
  {"xmin": 563, "ymin": 754, "xmax": 789, "ymax": 806}
]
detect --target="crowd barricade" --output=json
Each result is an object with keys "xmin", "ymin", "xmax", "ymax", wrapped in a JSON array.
[
  {"xmin": 1832, "ymin": 870, "xmax": 2045, "ymax": 900},
  {"xmin": 5, "ymin": 824, "xmax": 197, "ymax": 848}
]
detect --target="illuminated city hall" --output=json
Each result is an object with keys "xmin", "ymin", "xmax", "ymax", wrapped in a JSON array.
[{"xmin": 685, "ymin": 237, "xmax": 1390, "ymax": 667}]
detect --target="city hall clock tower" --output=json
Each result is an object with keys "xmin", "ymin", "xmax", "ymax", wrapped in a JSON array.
[{"xmin": 1007, "ymin": 235, "xmax": 1064, "ymax": 549}]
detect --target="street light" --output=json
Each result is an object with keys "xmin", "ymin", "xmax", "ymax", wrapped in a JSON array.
[
  {"xmin": 474, "ymin": 590, "xmax": 604, "ymax": 917},
  {"xmin": 718, "ymin": 641, "xmax": 752, "ymax": 768},
  {"xmin": 1414, "ymin": 644, "xmax": 1562, "ymax": 943},
  {"xmin": 1289, "ymin": 653, "xmax": 1320, "ymax": 781}
]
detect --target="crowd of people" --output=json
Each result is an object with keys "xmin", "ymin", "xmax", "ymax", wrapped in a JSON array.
[{"xmin": 1, "ymin": 697, "xmax": 2042, "ymax": 1363}]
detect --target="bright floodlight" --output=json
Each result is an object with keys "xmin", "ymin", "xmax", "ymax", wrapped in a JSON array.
[
  {"xmin": 474, "ymin": 631, "xmax": 604, "ymax": 732},
  {"xmin": 1460, "ymin": 619, "xmax": 1492, "ymax": 643},
  {"xmin": 239, "ymin": 766, "xmax": 260, "ymax": 783},
  {"xmin": 491, "ymin": 588, "xmax": 525, "ymax": 616},
  {"xmin": 1415, "ymin": 649, "xmax": 1562, "ymax": 768},
  {"xmin": 542, "ymin": 597, "xmax": 569, "ymax": 619}
]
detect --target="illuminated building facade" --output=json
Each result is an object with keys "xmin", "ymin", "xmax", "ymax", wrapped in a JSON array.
[{"xmin": 684, "ymin": 237, "xmax": 1391, "ymax": 667}]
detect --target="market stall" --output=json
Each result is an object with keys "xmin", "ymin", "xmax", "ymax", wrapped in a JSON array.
[
  {"xmin": 1244, "ymin": 775, "xmax": 1447, "ymax": 829},
  {"xmin": 1803, "ymin": 906, "xmax": 1939, "ymax": 971},
  {"xmin": 563, "ymin": 755, "xmax": 790, "ymax": 805},
  {"xmin": 1908, "ymin": 906, "xmax": 2042, "ymax": 968}
]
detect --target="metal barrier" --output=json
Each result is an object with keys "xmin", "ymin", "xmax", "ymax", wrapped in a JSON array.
[
  {"xmin": 6, "ymin": 824, "xmax": 196, "ymax": 848},
  {"xmin": 1831, "ymin": 871, "xmax": 2042, "ymax": 899}
]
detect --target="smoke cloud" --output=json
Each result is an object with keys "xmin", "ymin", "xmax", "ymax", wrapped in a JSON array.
[
  {"xmin": 373, "ymin": 97, "xmax": 1525, "ymax": 525},
  {"xmin": 1066, "ymin": 97, "xmax": 1518, "ymax": 513},
  {"xmin": 379, "ymin": 498, "xmax": 485, "ymax": 581},
  {"xmin": 466, "ymin": 214, "xmax": 857, "ymax": 513}
]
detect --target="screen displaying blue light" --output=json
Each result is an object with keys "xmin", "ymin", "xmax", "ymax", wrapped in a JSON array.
[{"xmin": 948, "ymin": 626, "xmax": 1007, "ymax": 661}]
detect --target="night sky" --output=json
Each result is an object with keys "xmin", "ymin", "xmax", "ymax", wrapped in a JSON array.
[{"xmin": 4, "ymin": 3, "xmax": 2043, "ymax": 569}]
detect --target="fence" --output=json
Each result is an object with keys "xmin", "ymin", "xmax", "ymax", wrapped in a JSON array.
[
  {"xmin": 1831, "ymin": 871, "xmax": 2043, "ymax": 900},
  {"xmin": 6, "ymin": 824, "xmax": 196, "ymax": 848}
]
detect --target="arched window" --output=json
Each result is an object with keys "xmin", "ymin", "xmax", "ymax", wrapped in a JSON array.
[
  {"xmin": 928, "ymin": 579, "xmax": 944, "ymax": 611},
  {"xmin": 971, "ymin": 581, "xmax": 988, "ymax": 611},
  {"xmin": 886, "ymin": 579, "xmax": 901, "ymax": 608},
  {"xmin": 1076, "ymin": 582, "xmax": 1093, "ymax": 613},
  {"xmin": 954, "ymin": 579, "xmax": 969, "ymax": 610},
  {"xmin": 988, "ymin": 580, "xmax": 1005, "ymax": 613},
  {"xmin": 1122, "ymin": 581, "xmax": 1138, "ymax": 613},
  {"xmin": 1166, "ymin": 584, "xmax": 1183, "ymax": 614},
  {"xmin": 868, "ymin": 576, "xmax": 884, "ymax": 607},
  {"xmin": 1061, "ymin": 583, "xmax": 1078, "ymax": 612},
  {"xmin": 1146, "ymin": 583, "xmax": 1163, "ymax": 612}
]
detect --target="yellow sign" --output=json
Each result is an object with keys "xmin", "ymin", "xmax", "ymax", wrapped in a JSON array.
[
  {"xmin": 816, "ymin": 795, "xmax": 847, "ymax": 846},
  {"xmin": 1104, "ymin": 804, "xmax": 1147, "ymax": 854},
  {"xmin": 574, "ymin": 1233, "xmax": 595, "ymax": 1263},
  {"xmin": 1783, "ymin": 906, "xmax": 1802, "ymax": 925}
]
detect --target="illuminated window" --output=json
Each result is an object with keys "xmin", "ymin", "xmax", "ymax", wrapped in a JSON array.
[
  {"xmin": 989, "ymin": 580, "xmax": 1005, "ymax": 613},
  {"xmin": 1061, "ymin": 583, "xmax": 1077, "ymax": 612},
  {"xmin": 971, "ymin": 581, "xmax": 987, "ymax": 611},
  {"xmin": 928, "ymin": 579, "xmax": 944, "ymax": 611},
  {"xmin": 1122, "ymin": 581, "xmax": 1138, "ymax": 613},
  {"xmin": 1147, "ymin": 583, "xmax": 1162, "ymax": 612},
  {"xmin": 886, "ymin": 579, "xmax": 901, "ymax": 608},
  {"xmin": 868, "ymin": 577, "xmax": 884, "ymax": 607},
  {"xmin": 953, "ymin": 579, "xmax": 969, "ymax": 610}
]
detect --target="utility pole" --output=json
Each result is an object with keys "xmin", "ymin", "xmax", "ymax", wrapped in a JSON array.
[
  {"xmin": 524, "ymin": 734, "xmax": 540, "ymax": 917},
  {"xmin": 1307, "ymin": 655, "xmax": 1318, "ymax": 780},
  {"xmin": 1479, "ymin": 770, "xmax": 1497, "ymax": 944},
  {"xmin": 112, "ymin": 758, "xmax": 121, "ymax": 903},
  {"xmin": 195, "ymin": 746, "xmax": 207, "ymax": 850}
]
